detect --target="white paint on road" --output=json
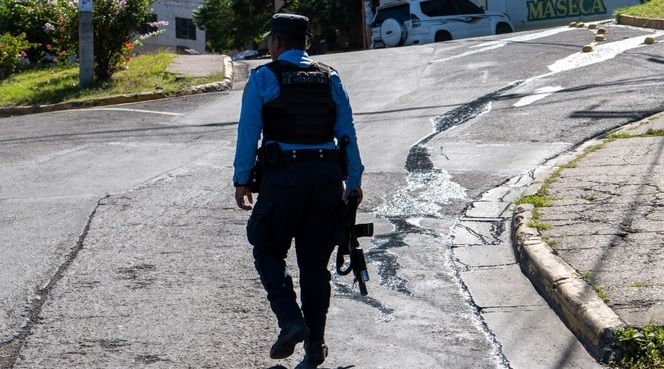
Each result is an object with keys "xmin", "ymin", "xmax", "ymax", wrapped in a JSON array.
[
  {"xmin": 375, "ymin": 170, "xmax": 467, "ymax": 218},
  {"xmin": 513, "ymin": 86, "xmax": 564, "ymax": 107},
  {"xmin": 431, "ymin": 27, "xmax": 572, "ymax": 64},
  {"xmin": 548, "ymin": 32, "xmax": 664, "ymax": 73},
  {"xmin": 83, "ymin": 107, "xmax": 182, "ymax": 116}
]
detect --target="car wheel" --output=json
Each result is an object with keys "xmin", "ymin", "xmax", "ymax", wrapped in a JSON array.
[
  {"xmin": 434, "ymin": 31, "xmax": 452, "ymax": 43},
  {"xmin": 496, "ymin": 23, "xmax": 513, "ymax": 34},
  {"xmin": 380, "ymin": 18, "xmax": 407, "ymax": 47}
]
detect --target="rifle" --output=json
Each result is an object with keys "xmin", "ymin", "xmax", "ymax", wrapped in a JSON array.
[{"xmin": 336, "ymin": 190, "xmax": 373, "ymax": 296}]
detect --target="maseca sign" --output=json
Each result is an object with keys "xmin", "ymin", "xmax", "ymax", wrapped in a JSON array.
[
  {"xmin": 527, "ymin": 0, "xmax": 607, "ymax": 20},
  {"xmin": 487, "ymin": 0, "xmax": 640, "ymax": 29}
]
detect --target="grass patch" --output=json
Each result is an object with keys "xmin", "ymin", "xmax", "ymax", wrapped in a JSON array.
[
  {"xmin": 609, "ymin": 129, "xmax": 664, "ymax": 141},
  {"xmin": 527, "ymin": 219, "xmax": 552, "ymax": 231},
  {"xmin": 579, "ymin": 271, "xmax": 593, "ymax": 282},
  {"xmin": 614, "ymin": 0, "xmax": 664, "ymax": 19},
  {"xmin": 517, "ymin": 194, "xmax": 553, "ymax": 207},
  {"xmin": 629, "ymin": 281, "xmax": 664, "ymax": 288},
  {"xmin": 582, "ymin": 193, "xmax": 596, "ymax": 201},
  {"xmin": 0, "ymin": 51, "xmax": 225, "ymax": 106},
  {"xmin": 594, "ymin": 285, "xmax": 609, "ymax": 302},
  {"xmin": 612, "ymin": 325, "xmax": 664, "ymax": 369},
  {"xmin": 543, "ymin": 236, "xmax": 558, "ymax": 247}
]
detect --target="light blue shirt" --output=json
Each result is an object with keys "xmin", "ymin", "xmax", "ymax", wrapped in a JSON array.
[{"xmin": 232, "ymin": 50, "xmax": 364, "ymax": 189}]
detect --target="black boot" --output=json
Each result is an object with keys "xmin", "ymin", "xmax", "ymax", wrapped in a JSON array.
[
  {"xmin": 270, "ymin": 320, "xmax": 309, "ymax": 359},
  {"xmin": 303, "ymin": 339, "xmax": 328, "ymax": 366}
]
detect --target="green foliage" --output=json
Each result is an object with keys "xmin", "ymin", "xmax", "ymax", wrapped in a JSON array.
[
  {"xmin": 527, "ymin": 217, "xmax": 553, "ymax": 231},
  {"xmin": 578, "ymin": 271, "xmax": 593, "ymax": 281},
  {"xmin": 614, "ymin": 0, "xmax": 664, "ymax": 18},
  {"xmin": 613, "ymin": 325, "xmax": 664, "ymax": 369},
  {"xmin": 0, "ymin": 0, "xmax": 78, "ymax": 63},
  {"xmin": 194, "ymin": 0, "xmax": 272, "ymax": 51},
  {"xmin": 582, "ymin": 193, "xmax": 596, "ymax": 201},
  {"xmin": 608, "ymin": 129, "xmax": 664, "ymax": 140},
  {"xmin": 92, "ymin": 0, "xmax": 154, "ymax": 81},
  {"xmin": 0, "ymin": 33, "xmax": 33, "ymax": 79},
  {"xmin": 0, "ymin": 51, "xmax": 225, "ymax": 106},
  {"xmin": 0, "ymin": 0, "xmax": 152, "ymax": 81},
  {"xmin": 594, "ymin": 285, "xmax": 609, "ymax": 302},
  {"xmin": 193, "ymin": 0, "xmax": 366, "ymax": 52},
  {"xmin": 193, "ymin": 0, "xmax": 235, "ymax": 51},
  {"xmin": 287, "ymin": 0, "xmax": 365, "ymax": 51},
  {"xmin": 517, "ymin": 194, "xmax": 553, "ymax": 207}
]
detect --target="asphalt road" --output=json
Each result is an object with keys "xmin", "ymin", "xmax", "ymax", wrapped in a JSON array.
[{"xmin": 1, "ymin": 22, "xmax": 663, "ymax": 369}]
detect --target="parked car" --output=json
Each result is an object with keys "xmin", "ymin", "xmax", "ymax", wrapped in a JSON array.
[{"xmin": 371, "ymin": 0, "xmax": 514, "ymax": 48}]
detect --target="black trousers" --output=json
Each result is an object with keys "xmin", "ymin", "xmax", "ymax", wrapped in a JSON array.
[{"xmin": 247, "ymin": 160, "xmax": 344, "ymax": 341}]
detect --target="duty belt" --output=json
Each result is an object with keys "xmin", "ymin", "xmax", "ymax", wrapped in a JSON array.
[{"xmin": 280, "ymin": 149, "xmax": 339, "ymax": 165}]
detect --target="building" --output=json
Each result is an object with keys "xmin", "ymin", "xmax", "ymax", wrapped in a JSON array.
[{"xmin": 140, "ymin": 0, "xmax": 206, "ymax": 54}]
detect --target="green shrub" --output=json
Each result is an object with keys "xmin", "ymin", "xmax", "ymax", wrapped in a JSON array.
[
  {"xmin": 0, "ymin": 33, "xmax": 32, "ymax": 79},
  {"xmin": 0, "ymin": 0, "xmax": 78, "ymax": 64},
  {"xmin": 613, "ymin": 325, "xmax": 664, "ymax": 369},
  {"xmin": 1, "ymin": 0, "xmax": 157, "ymax": 82}
]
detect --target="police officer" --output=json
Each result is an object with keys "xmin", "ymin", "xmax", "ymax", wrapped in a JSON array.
[{"xmin": 232, "ymin": 13, "xmax": 364, "ymax": 367}]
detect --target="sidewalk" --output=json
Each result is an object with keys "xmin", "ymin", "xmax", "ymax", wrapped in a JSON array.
[{"xmin": 512, "ymin": 112, "xmax": 664, "ymax": 361}]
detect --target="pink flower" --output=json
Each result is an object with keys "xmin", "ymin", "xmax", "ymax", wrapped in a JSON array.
[
  {"xmin": 45, "ymin": 44, "xmax": 53, "ymax": 51},
  {"xmin": 20, "ymin": 50, "xmax": 28, "ymax": 58},
  {"xmin": 43, "ymin": 22, "xmax": 55, "ymax": 33}
]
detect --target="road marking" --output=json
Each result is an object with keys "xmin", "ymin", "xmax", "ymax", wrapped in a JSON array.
[
  {"xmin": 84, "ymin": 107, "xmax": 182, "ymax": 116},
  {"xmin": 548, "ymin": 32, "xmax": 664, "ymax": 73},
  {"xmin": 431, "ymin": 27, "xmax": 573, "ymax": 64},
  {"xmin": 513, "ymin": 86, "xmax": 564, "ymax": 107}
]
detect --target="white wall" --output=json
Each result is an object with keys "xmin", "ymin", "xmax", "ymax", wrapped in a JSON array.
[{"xmin": 142, "ymin": 0, "xmax": 206, "ymax": 53}]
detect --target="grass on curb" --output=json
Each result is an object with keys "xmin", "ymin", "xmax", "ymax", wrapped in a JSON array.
[
  {"xmin": 515, "ymin": 143, "xmax": 605, "ymax": 209},
  {"xmin": 614, "ymin": 0, "xmax": 664, "ymax": 19},
  {"xmin": 527, "ymin": 208, "xmax": 553, "ymax": 231},
  {"xmin": 593, "ymin": 285, "xmax": 609, "ymax": 302},
  {"xmin": 0, "ymin": 51, "xmax": 226, "ymax": 106},
  {"xmin": 612, "ymin": 325, "xmax": 664, "ymax": 369},
  {"xmin": 608, "ymin": 129, "xmax": 664, "ymax": 141}
]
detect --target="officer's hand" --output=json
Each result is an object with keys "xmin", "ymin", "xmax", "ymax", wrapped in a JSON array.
[
  {"xmin": 235, "ymin": 186, "xmax": 253, "ymax": 210},
  {"xmin": 343, "ymin": 188, "xmax": 363, "ymax": 204}
]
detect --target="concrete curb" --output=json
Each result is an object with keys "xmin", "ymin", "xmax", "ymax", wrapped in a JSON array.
[
  {"xmin": 0, "ymin": 56, "xmax": 234, "ymax": 118},
  {"xmin": 511, "ymin": 204, "xmax": 624, "ymax": 362},
  {"xmin": 617, "ymin": 14, "xmax": 664, "ymax": 30}
]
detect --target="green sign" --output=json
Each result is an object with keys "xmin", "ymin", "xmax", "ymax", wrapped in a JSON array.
[{"xmin": 527, "ymin": 0, "xmax": 607, "ymax": 20}]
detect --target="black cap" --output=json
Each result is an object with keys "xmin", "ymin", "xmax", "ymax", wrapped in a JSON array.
[{"xmin": 269, "ymin": 13, "xmax": 310, "ymax": 38}]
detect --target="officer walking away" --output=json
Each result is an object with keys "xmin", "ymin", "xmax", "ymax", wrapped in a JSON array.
[{"xmin": 232, "ymin": 13, "xmax": 365, "ymax": 367}]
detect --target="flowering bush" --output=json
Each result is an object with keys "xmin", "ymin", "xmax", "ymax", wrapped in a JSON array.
[
  {"xmin": 0, "ymin": 0, "xmax": 161, "ymax": 81},
  {"xmin": 0, "ymin": 33, "xmax": 33, "ymax": 79},
  {"xmin": 92, "ymin": 0, "xmax": 153, "ymax": 81},
  {"xmin": 0, "ymin": 0, "xmax": 78, "ymax": 64}
]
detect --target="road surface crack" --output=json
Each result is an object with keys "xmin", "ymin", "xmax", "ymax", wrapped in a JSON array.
[{"xmin": 0, "ymin": 195, "xmax": 108, "ymax": 369}]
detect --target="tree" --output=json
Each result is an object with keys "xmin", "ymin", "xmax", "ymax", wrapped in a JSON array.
[
  {"xmin": 193, "ymin": 0, "xmax": 366, "ymax": 53},
  {"xmin": 287, "ymin": 0, "xmax": 363, "ymax": 51},
  {"xmin": 192, "ymin": 0, "xmax": 235, "ymax": 51},
  {"xmin": 193, "ymin": 0, "xmax": 272, "ymax": 52}
]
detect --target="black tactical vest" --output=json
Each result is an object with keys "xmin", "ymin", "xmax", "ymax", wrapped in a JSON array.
[{"xmin": 261, "ymin": 60, "xmax": 337, "ymax": 144}]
